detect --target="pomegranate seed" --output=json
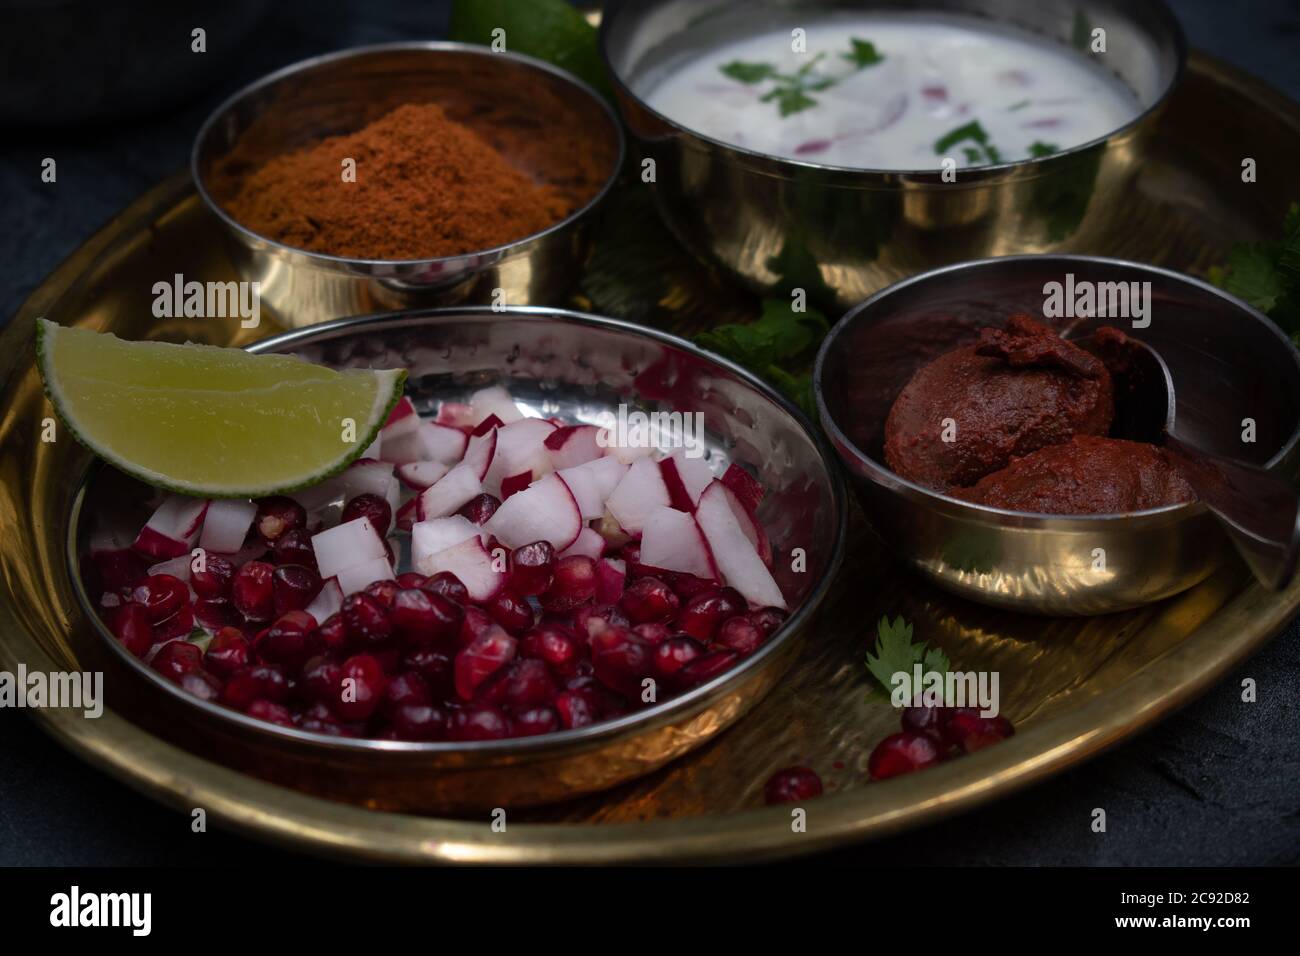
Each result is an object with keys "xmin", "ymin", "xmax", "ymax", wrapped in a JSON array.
[
  {"xmin": 363, "ymin": 579, "xmax": 400, "ymax": 609},
  {"xmin": 748, "ymin": 606, "xmax": 788, "ymax": 637},
  {"xmin": 454, "ymin": 627, "xmax": 517, "ymax": 700},
  {"xmin": 191, "ymin": 555, "xmax": 235, "ymax": 598},
  {"xmin": 632, "ymin": 622, "xmax": 673, "ymax": 644},
  {"xmin": 247, "ymin": 699, "xmax": 294, "ymax": 727},
  {"xmin": 254, "ymin": 496, "xmax": 306, "ymax": 545},
  {"xmin": 203, "ymin": 627, "xmax": 250, "ymax": 678},
  {"xmin": 110, "ymin": 604, "xmax": 153, "ymax": 658},
  {"xmin": 476, "ymin": 658, "xmax": 557, "ymax": 710},
  {"xmin": 391, "ymin": 588, "xmax": 463, "ymax": 647},
  {"xmin": 130, "ymin": 574, "xmax": 188, "ymax": 623},
  {"xmin": 513, "ymin": 706, "xmax": 561, "ymax": 737},
  {"xmin": 152, "ymin": 604, "xmax": 195, "ymax": 643},
  {"xmin": 619, "ymin": 576, "xmax": 680, "ymax": 624},
  {"xmin": 150, "ymin": 640, "xmax": 201, "ymax": 683},
  {"xmin": 272, "ymin": 528, "xmax": 317, "ymax": 570},
  {"xmin": 941, "ymin": 710, "xmax": 1015, "ymax": 753},
  {"xmin": 272, "ymin": 564, "xmax": 322, "ymax": 615},
  {"xmin": 458, "ymin": 493, "xmax": 501, "ymax": 525},
  {"xmin": 194, "ymin": 597, "xmax": 234, "ymax": 629},
  {"xmin": 868, "ymin": 732, "xmax": 946, "ymax": 780},
  {"xmin": 677, "ymin": 648, "xmax": 739, "ymax": 687},
  {"xmin": 381, "ymin": 671, "xmax": 431, "ymax": 719},
  {"xmin": 677, "ymin": 587, "xmax": 746, "ymax": 642},
  {"xmin": 901, "ymin": 703, "xmax": 947, "ymax": 739},
  {"xmin": 716, "ymin": 615, "xmax": 765, "ymax": 655},
  {"xmin": 396, "ymin": 572, "xmax": 427, "ymax": 589},
  {"xmin": 399, "ymin": 648, "xmax": 454, "ymax": 697},
  {"xmin": 458, "ymin": 605, "xmax": 497, "ymax": 648},
  {"xmin": 665, "ymin": 572, "xmax": 716, "ymax": 602},
  {"xmin": 255, "ymin": 609, "xmax": 317, "ymax": 671},
  {"xmin": 231, "ymin": 560, "xmax": 276, "ymax": 622},
  {"xmin": 653, "ymin": 635, "xmax": 706, "ymax": 685},
  {"xmin": 335, "ymin": 654, "xmax": 388, "ymax": 722},
  {"xmin": 393, "ymin": 703, "xmax": 450, "ymax": 741},
  {"xmin": 298, "ymin": 716, "xmax": 348, "ymax": 737},
  {"xmin": 449, "ymin": 703, "xmax": 512, "ymax": 741},
  {"xmin": 221, "ymin": 665, "xmax": 289, "ymax": 710},
  {"xmin": 300, "ymin": 655, "xmax": 343, "ymax": 704},
  {"xmin": 342, "ymin": 493, "xmax": 392, "ymax": 535},
  {"xmin": 764, "ymin": 767, "xmax": 823, "ymax": 805},
  {"xmin": 572, "ymin": 603, "xmax": 629, "ymax": 642},
  {"xmin": 341, "ymin": 592, "xmax": 392, "ymax": 646},
  {"xmin": 422, "ymin": 571, "xmax": 469, "ymax": 605},
  {"xmin": 563, "ymin": 674, "xmax": 626, "ymax": 716},
  {"xmin": 179, "ymin": 669, "xmax": 223, "ymax": 702},
  {"xmin": 590, "ymin": 627, "xmax": 653, "ymax": 698},
  {"xmin": 316, "ymin": 612, "xmax": 348, "ymax": 652},
  {"xmin": 93, "ymin": 549, "xmax": 147, "ymax": 592},
  {"xmin": 540, "ymin": 555, "xmax": 597, "ymax": 612},
  {"xmin": 487, "ymin": 591, "xmax": 535, "ymax": 634},
  {"xmin": 508, "ymin": 540, "xmax": 555, "ymax": 596},
  {"xmin": 519, "ymin": 623, "xmax": 584, "ymax": 677},
  {"xmin": 554, "ymin": 689, "xmax": 598, "ymax": 729}
]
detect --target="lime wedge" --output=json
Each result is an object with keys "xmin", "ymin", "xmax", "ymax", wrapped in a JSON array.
[{"xmin": 36, "ymin": 319, "xmax": 406, "ymax": 497}]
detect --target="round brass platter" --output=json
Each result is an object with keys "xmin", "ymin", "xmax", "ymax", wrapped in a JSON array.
[{"xmin": 2, "ymin": 53, "xmax": 1298, "ymax": 862}]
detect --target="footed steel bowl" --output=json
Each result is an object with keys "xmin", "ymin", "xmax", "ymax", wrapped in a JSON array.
[
  {"xmin": 192, "ymin": 43, "xmax": 624, "ymax": 328},
  {"xmin": 814, "ymin": 255, "xmax": 1300, "ymax": 615},
  {"xmin": 600, "ymin": 0, "xmax": 1186, "ymax": 311},
  {"xmin": 70, "ymin": 307, "xmax": 847, "ymax": 813}
]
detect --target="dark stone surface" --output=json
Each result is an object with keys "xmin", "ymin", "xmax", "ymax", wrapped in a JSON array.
[{"xmin": 1, "ymin": 0, "xmax": 1297, "ymax": 865}]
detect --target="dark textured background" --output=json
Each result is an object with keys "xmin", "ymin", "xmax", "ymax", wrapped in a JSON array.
[{"xmin": 1, "ymin": 0, "xmax": 1297, "ymax": 866}]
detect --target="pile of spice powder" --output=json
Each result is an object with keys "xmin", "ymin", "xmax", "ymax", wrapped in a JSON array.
[{"xmin": 219, "ymin": 103, "xmax": 575, "ymax": 260}]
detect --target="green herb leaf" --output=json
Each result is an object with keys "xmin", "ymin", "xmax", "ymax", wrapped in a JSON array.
[
  {"xmin": 934, "ymin": 120, "xmax": 991, "ymax": 154},
  {"xmin": 865, "ymin": 616, "xmax": 951, "ymax": 701},
  {"xmin": 842, "ymin": 37, "xmax": 884, "ymax": 68},
  {"xmin": 1028, "ymin": 141, "xmax": 1060, "ymax": 158},
  {"xmin": 449, "ymin": 0, "xmax": 611, "ymax": 98},
  {"xmin": 721, "ymin": 60, "xmax": 777, "ymax": 84},
  {"xmin": 1210, "ymin": 202, "xmax": 1300, "ymax": 344},
  {"xmin": 774, "ymin": 87, "xmax": 818, "ymax": 117}
]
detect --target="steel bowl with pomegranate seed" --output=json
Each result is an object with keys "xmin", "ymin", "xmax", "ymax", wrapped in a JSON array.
[{"xmin": 70, "ymin": 307, "xmax": 847, "ymax": 812}]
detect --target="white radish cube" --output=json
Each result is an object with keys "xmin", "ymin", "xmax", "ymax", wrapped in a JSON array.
[
  {"xmin": 559, "ymin": 456, "xmax": 628, "ymax": 520},
  {"xmin": 336, "ymin": 556, "xmax": 394, "ymax": 598},
  {"xmin": 469, "ymin": 385, "xmax": 524, "ymax": 426},
  {"xmin": 559, "ymin": 526, "xmax": 606, "ymax": 560},
  {"xmin": 133, "ymin": 495, "xmax": 209, "ymax": 559},
  {"xmin": 412, "ymin": 515, "xmax": 486, "ymax": 570},
  {"xmin": 659, "ymin": 448, "xmax": 714, "ymax": 510},
  {"xmin": 418, "ymin": 536, "xmax": 505, "ymax": 602},
  {"xmin": 483, "ymin": 473, "xmax": 582, "ymax": 550},
  {"xmin": 198, "ymin": 499, "xmax": 256, "ymax": 554},
  {"xmin": 305, "ymin": 577, "xmax": 343, "ymax": 624},
  {"xmin": 545, "ymin": 424, "xmax": 604, "ymax": 470},
  {"xmin": 695, "ymin": 482, "xmax": 786, "ymax": 609},
  {"xmin": 396, "ymin": 459, "xmax": 450, "ymax": 491},
  {"xmin": 417, "ymin": 464, "xmax": 482, "ymax": 520},
  {"xmin": 418, "ymin": 421, "xmax": 468, "ymax": 464},
  {"xmin": 605, "ymin": 457, "xmax": 671, "ymax": 535},
  {"xmin": 640, "ymin": 506, "xmax": 718, "ymax": 579},
  {"xmin": 311, "ymin": 517, "xmax": 387, "ymax": 581},
  {"xmin": 461, "ymin": 429, "xmax": 497, "ymax": 480},
  {"xmin": 484, "ymin": 418, "xmax": 557, "ymax": 493}
]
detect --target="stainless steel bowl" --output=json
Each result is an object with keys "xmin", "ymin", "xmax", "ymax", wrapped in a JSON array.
[
  {"xmin": 192, "ymin": 43, "xmax": 625, "ymax": 328},
  {"xmin": 814, "ymin": 255, "xmax": 1300, "ymax": 615},
  {"xmin": 600, "ymin": 0, "xmax": 1186, "ymax": 311},
  {"xmin": 70, "ymin": 307, "xmax": 847, "ymax": 812}
]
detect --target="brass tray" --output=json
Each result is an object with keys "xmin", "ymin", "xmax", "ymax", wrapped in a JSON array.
[{"xmin": 2, "ymin": 52, "xmax": 1298, "ymax": 863}]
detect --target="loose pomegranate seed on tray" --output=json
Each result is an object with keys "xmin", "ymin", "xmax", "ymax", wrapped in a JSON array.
[{"xmin": 94, "ymin": 382, "xmax": 796, "ymax": 743}]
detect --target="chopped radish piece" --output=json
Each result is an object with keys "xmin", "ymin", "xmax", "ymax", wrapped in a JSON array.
[
  {"xmin": 197, "ymin": 499, "xmax": 256, "ymax": 554},
  {"xmin": 484, "ymin": 473, "xmax": 582, "ymax": 550},
  {"xmin": 484, "ymin": 418, "xmax": 556, "ymax": 492},
  {"xmin": 305, "ymin": 577, "xmax": 343, "ymax": 623},
  {"xmin": 133, "ymin": 495, "xmax": 209, "ymax": 560},
  {"xmin": 605, "ymin": 457, "xmax": 671, "ymax": 535},
  {"xmin": 336, "ymin": 556, "xmax": 394, "ymax": 597},
  {"xmin": 721, "ymin": 484, "xmax": 772, "ymax": 567},
  {"xmin": 396, "ymin": 459, "xmax": 450, "ymax": 491},
  {"xmin": 500, "ymin": 471, "xmax": 532, "ymax": 500},
  {"xmin": 378, "ymin": 428, "xmax": 424, "ymax": 465},
  {"xmin": 89, "ymin": 518, "xmax": 136, "ymax": 557},
  {"xmin": 695, "ymin": 482, "xmax": 786, "ymax": 609},
  {"xmin": 395, "ymin": 497, "xmax": 419, "ymax": 533},
  {"xmin": 418, "ymin": 421, "xmax": 468, "ymax": 464},
  {"xmin": 602, "ymin": 434, "xmax": 656, "ymax": 464},
  {"xmin": 147, "ymin": 554, "xmax": 193, "ymax": 582},
  {"xmin": 659, "ymin": 449, "xmax": 714, "ymax": 511},
  {"xmin": 640, "ymin": 506, "xmax": 718, "ymax": 580},
  {"xmin": 560, "ymin": 526, "xmax": 605, "ymax": 560},
  {"xmin": 418, "ymin": 536, "xmax": 506, "ymax": 602},
  {"xmin": 595, "ymin": 557, "xmax": 626, "ymax": 605},
  {"xmin": 558, "ymin": 456, "xmax": 628, "ymax": 520},
  {"xmin": 472, "ymin": 414, "xmax": 504, "ymax": 436},
  {"xmin": 435, "ymin": 402, "xmax": 476, "ymax": 429},
  {"xmin": 340, "ymin": 459, "xmax": 396, "ymax": 502},
  {"xmin": 417, "ymin": 464, "xmax": 482, "ymax": 520},
  {"xmin": 545, "ymin": 424, "xmax": 603, "ymax": 470},
  {"xmin": 461, "ymin": 429, "xmax": 497, "ymax": 481},
  {"xmin": 311, "ymin": 517, "xmax": 387, "ymax": 581},
  {"xmin": 383, "ymin": 395, "xmax": 419, "ymax": 432},
  {"xmin": 412, "ymin": 515, "xmax": 486, "ymax": 569},
  {"xmin": 721, "ymin": 463, "xmax": 764, "ymax": 514},
  {"xmin": 469, "ymin": 385, "xmax": 524, "ymax": 426},
  {"xmin": 362, "ymin": 434, "xmax": 382, "ymax": 460}
]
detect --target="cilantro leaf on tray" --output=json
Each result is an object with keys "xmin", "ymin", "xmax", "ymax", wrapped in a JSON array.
[
  {"xmin": 1208, "ymin": 202, "xmax": 1300, "ymax": 344},
  {"xmin": 865, "ymin": 615, "xmax": 951, "ymax": 701}
]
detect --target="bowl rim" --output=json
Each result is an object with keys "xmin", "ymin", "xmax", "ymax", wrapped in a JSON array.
[
  {"xmin": 190, "ymin": 40, "xmax": 627, "ymax": 268},
  {"xmin": 812, "ymin": 253, "xmax": 1300, "ymax": 526},
  {"xmin": 598, "ymin": 0, "xmax": 1188, "ymax": 180},
  {"xmin": 70, "ymin": 305, "xmax": 849, "ymax": 755}
]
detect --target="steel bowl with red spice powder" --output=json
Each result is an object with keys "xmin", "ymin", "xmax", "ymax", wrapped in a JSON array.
[{"xmin": 213, "ymin": 102, "xmax": 594, "ymax": 260}]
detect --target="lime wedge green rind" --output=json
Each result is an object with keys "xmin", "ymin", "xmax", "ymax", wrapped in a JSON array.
[{"xmin": 35, "ymin": 319, "xmax": 406, "ymax": 498}]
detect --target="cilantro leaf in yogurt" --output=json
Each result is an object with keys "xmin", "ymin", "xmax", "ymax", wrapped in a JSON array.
[
  {"xmin": 1028, "ymin": 141, "xmax": 1061, "ymax": 157},
  {"xmin": 720, "ymin": 60, "xmax": 778, "ymax": 84},
  {"xmin": 934, "ymin": 120, "xmax": 1003, "ymax": 165},
  {"xmin": 842, "ymin": 38, "xmax": 884, "ymax": 67},
  {"xmin": 718, "ymin": 36, "xmax": 885, "ymax": 118}
]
